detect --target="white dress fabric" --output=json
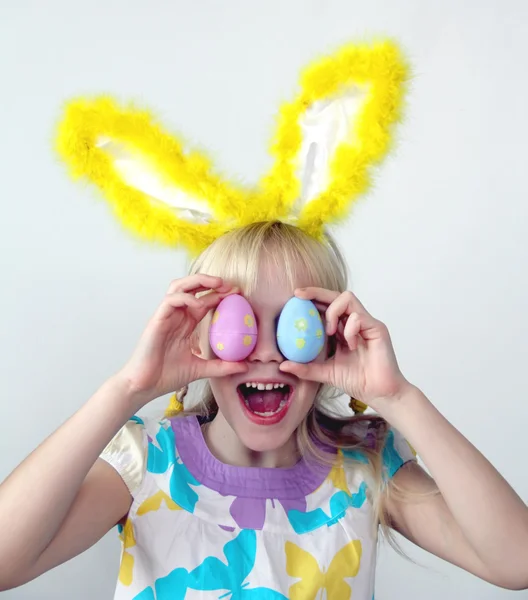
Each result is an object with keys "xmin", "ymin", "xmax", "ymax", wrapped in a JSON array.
[{"xmin": 100, "ymin": 414, "xmax": 416, "ymax": 600}]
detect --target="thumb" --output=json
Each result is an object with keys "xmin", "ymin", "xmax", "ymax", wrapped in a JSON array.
[
  {"xmin": 195, "ymin": 357, "xmax": 249, "ymax": 380},
  {"xmin": 279, "ymin": 361, "xmax": 333, "ymax": 385}
]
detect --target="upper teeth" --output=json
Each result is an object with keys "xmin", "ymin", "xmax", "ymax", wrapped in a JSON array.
[{"xmin": 244, "ymin": 382, "xmax": 286, "ymax": 390}]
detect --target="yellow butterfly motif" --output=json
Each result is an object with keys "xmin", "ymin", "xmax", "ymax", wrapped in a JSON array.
[
  {"xmin": 137, "ymin": 490, "xmax": 182, "ymax": 515},
  {"xmin": 312, "ymin": 450, "xmax": 351, "ymax": 496},
  {"xmin": 118, "ymin": 518, "xmax": 136, "ymax": 586},
  {"xmin": 286, "ymin": 540, "xmax": 362, "ymax": 600}
]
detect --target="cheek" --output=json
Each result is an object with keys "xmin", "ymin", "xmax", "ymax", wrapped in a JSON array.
[
  {"xmin": 207, "ymin": 378, "xmax": 233, "ymax": 418},
  {"xmin": 295, "ymin": 380, "xmax": 321, "ymax": 412},
  {"xmin": 314, "ymin": 336, "xmax": 331, "ymax": 363},
  {"xmin": 197, "ymin": 314, "xmax": 215, "ymax": 359},
  {"xmin": 203, "ymin": 341, "xmax": 215, "ymax": 360}
]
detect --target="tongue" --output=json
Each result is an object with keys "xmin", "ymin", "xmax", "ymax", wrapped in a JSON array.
[{"xmin": 246, "ymin": 390, "xmax": 285, "ymax": 413}]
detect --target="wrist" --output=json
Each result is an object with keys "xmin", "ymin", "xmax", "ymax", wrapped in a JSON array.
[
  {"xmin": 370, "ymin": 381, "xmax": 428, "ymax": 423},
  {"xmin": 108, "ymin": 372, "xmax": 157, "ymax": 414}
]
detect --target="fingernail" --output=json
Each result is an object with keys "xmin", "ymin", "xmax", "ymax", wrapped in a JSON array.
[{"xmin": 219, "ymin": 286, "xmax": 238, "ymax": 294}]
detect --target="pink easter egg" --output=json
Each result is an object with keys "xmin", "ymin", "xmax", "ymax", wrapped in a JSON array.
[{"xmin": 209, "ymin": 294, "xmax": 258, "ymax": 361}]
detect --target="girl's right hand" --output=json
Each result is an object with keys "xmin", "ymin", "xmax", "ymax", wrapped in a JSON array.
[{"xmin": 117, "ymin": 274, "xmax": 248, "ymax": 405}]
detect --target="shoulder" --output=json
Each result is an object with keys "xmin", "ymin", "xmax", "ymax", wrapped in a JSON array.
[
  {"xmin": 99, "ymin": 415, "xmax": 198, "ymax": 495},
  {"xmin": 339, "ymin": 417, "xmax": 417, "ymax": 481},
  {"xmin": 381, "ymin": 426, "xmax": 417, "ymax": 479},
  {"xmin": 99, "ymin": 415, "xmax": 149, "ymax": 496}
]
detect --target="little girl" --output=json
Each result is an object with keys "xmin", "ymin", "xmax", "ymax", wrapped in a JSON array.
[{"xmin": 0, "ymin": 40, "xmax": 527, "ymax": 599}]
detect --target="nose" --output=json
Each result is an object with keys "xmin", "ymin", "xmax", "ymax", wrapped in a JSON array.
[{"xmin": 248, "ymin": 321, "xmax": 283, "ymax": 364}]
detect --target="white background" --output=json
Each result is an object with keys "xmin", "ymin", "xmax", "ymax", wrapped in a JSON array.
[{"xmin": 1, "ymin": 1, "xmax": 527, "ymax": 598}]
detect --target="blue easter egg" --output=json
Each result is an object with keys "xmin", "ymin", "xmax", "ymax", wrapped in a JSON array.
[{"xmin": 276, "ymin": 297, "xmax": 326, "ymax": 363}]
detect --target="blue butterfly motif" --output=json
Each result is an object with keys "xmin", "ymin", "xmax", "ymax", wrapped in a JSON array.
[
  {"xmin": 146, "ymin": 421, "xmax": 201, "ymax": 513},
  {"xmin": 287, "ymin": 482, "xmax": 367, "ymax": 534},
  {"xmin": 133, "ymin": 588, "xmax": 155, "ymax": 600},
  {"xmin": 188, "ymin": 529, "xmax": 287, "ymax": 599},
  {"xmin": 132, "ymin": 567, "xmax": 189, "ymax": 600},
  {"xmin": 343, "ymin": 429, "xmax": 407, "ymax": 479},
  {"xmin": 382, "ymin": 430, "xmax": 405, "ymax": 478},
  {"xmin": 341, "ymin": 447, "xmax": 369, "ymax": 464},
  {"xmin": 133, "ymin": 530, "xmax": 287, "ymax": 600}
]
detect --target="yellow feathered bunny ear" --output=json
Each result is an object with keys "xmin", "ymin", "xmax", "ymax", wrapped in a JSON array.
[
  {"xmin": 259, "ymin": 39, "xmax": 409, "ymax": 237},
  {"xmin": 55, "ymin": 39, "xmax": 410, "ymax": 253},
  {"xmin": 55, "ymin": 96, "xmax": 252, "ymax": 254}
]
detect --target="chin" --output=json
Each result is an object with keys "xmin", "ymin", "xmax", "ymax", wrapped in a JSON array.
[
  {"xmin": 233, "ymin": 420, "xmax": 299, "ymax": 454},
  {"xmin": 211, "ymin": 377, "xmax": 316, "ymax": 455}
]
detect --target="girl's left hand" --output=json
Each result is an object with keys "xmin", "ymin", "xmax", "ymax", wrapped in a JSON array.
[{"xmin": 279, "ymin": 287, "xmax": 411, "ymax": 410}]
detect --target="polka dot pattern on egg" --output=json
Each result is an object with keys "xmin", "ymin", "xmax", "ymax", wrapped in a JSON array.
[
  {"xmin": 277, "ymin": 297, "xmax": 326, "ymax": 363},
  {"xmin": 209, "ymin": 295, "xmax": 258, "ymax": 362}
]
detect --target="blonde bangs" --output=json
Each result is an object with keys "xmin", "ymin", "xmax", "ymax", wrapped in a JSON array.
[{"xmin": 187, "ymin": 221, "xmax": 348, "ymax": 295}]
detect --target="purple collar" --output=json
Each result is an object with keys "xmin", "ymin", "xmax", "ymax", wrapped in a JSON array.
[{"xmin": 171, "ymin": 416, "xmax": 333, "ymax": 499}]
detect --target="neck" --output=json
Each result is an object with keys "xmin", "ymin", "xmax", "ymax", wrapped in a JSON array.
[{"xmin": 202, "ymin": 411, "xmax": 300, "ymax": 469}]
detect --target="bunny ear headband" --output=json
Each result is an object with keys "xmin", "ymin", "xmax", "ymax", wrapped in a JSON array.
[
  {"xmin": 55, "ymin": 39, "xmax": 410, "ymax": 256},
  {"xmin": 56, "ymin": 39, "xmax": 408, "ymax": 417}
]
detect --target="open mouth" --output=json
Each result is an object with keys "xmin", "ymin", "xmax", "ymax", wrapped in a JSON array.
[{"xmin": 237, "ymin": 381, "xmax": 293, "ymax": 425}]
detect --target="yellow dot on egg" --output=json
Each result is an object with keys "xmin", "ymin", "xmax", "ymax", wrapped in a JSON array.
[
  {"xmin": 316, "ymin": 328, "xmax": 323, "ymax": 338},
  {"xmin": 296, "ymin": 338, "xmax": 306, "ymax": 349},
  {"xmin": 243, "ymin": 335, "xmax": 252, "ymax": 346},
  {"xmin": 294, "ymin": 318, "xmax": 308, "ymax": 332},
  {"xmin": 309, "ymin": 309, "xmax": 316, "ymax": 317},
  {"xmin": 212, "ymin": 311, "xmax": 220, "ymax": 324},
  {"xmin": 216, "ymin": 342, "xmax": 224, "ymax": 351},
  {"xmin": 244, "ymin": 314, "xmax": 254, "ymax": 328}
]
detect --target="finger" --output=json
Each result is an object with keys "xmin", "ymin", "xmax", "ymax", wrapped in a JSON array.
[
  {"xmin": 279, "ymin": 360, "xmax": 333, "ymax": 385},
  {"xmin": 294, "ymin": 287, "xmax": 339, "ymax": 306},
  {"xmin": 156, "ymin": 292, "xmax": 205, "ymax": 322},
  {"xmin": 196, "ymin": 289, "xmax": 241, "ymax": 315},
  {"xmin": 339, "ymin": 289, "xmax": 369, "ymax": 313},
  {"xmin": 331, "ymin": 321, "xmax": 356, "ymax": 355},
  {"xmin": 343, "ymin": 312, "xmax": 362, "ymax": 351},
  {"xmin": 325, "ymin": 292, "xmax": 377, "ymax": 336},
  {"xmin": 167, "ymin": 274, "xmax": 229, "ymax": 295},
  {"xmin": 156, "ymin": 288, "xmax": 239, "ymax": 330},
  {"xmin": 340, "ymin": 310, "xmax": 386, "ymax": 343},
  {"xmin": 298, "ymin": 287, "xmax": 371, "ymax": 317},
  {"xmin": 197, "ymin": 285, "xmax": 239, "ymax": 300},
  {"xmin": 195, "ymin": 357, "xmax": 249, "ymax": 379},
  {"xmin": 325, "ymin": 293, "xmax": 351, "ymax": 335},
  {"xmin": 164, "ymin": 291, "xmax": 234, "ymax": 324},
  {"xmin": 313, "ymin": 301, "xmax": 329, "ymax": 314}
]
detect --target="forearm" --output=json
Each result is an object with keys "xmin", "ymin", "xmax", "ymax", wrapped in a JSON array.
[
  {"xmin": 380, "ymin": 385, "xmax": 528, "ymax": 574},
  {"xmin": 0, "ymin": 375, "xmax": 149, "ymax": 573}
]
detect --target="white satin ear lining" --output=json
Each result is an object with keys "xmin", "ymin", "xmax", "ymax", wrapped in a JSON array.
[
  {"xmin": 95, "ymin": 86, "xmax": 369, "ymax": 227},
  {"xmin": 97, "ymin": 137, "xmax": 215, "ymax": 224},
  {"xmin": 95, "ymin": 84, "xmax": 370, "ymax": 227},
  {"xmin": 295, "ymin": 83, "xmax": 370, "ymax": 211}
]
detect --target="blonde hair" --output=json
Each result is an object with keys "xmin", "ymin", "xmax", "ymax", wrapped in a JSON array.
[{"xmin": 172, "ymin": 221, "xmax": 411, "ymax": 547}]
